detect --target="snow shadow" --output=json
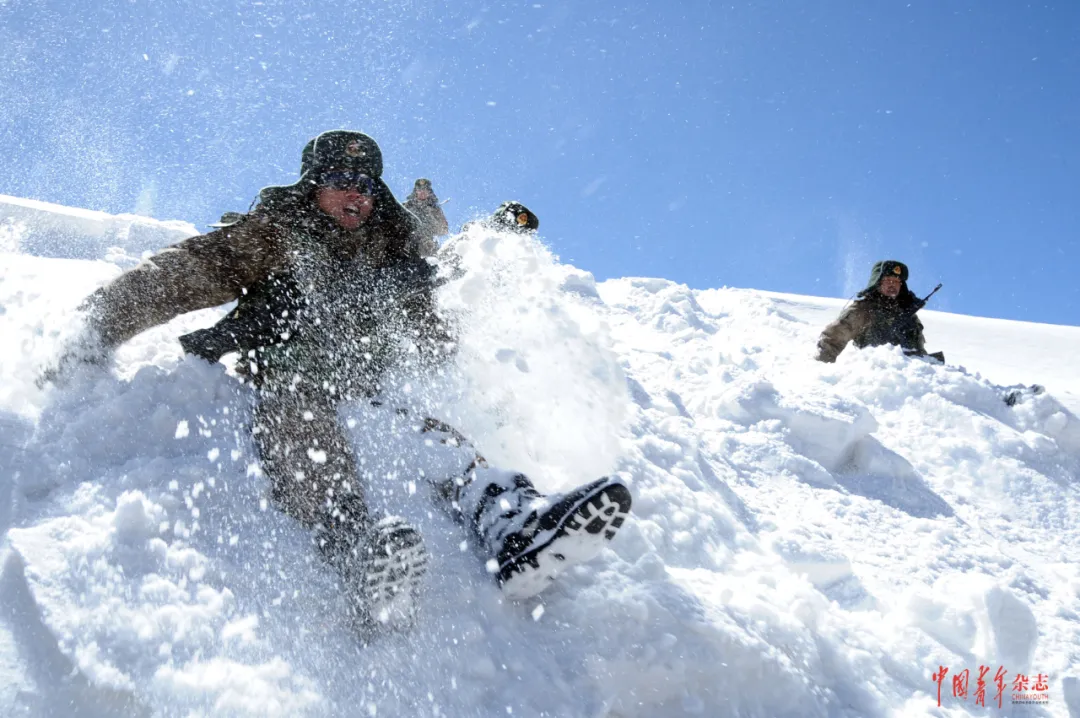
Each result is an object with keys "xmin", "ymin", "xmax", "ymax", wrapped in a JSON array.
[
  {"xmin": 718, "ymin": 379, "xmax": 953, "ymax": 518},
  {"xmin": 833, "ymin": 436, "xmax": 954, "ymax": 519},
  {"xmin": 0, "ymin": 550, "xmax": 150, "ymax": 718},
  {"xmin": 0, "ymin": 411, "xmax": 35, "ymax": 537}
]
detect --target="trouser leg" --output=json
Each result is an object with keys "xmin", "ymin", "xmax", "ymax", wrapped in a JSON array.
[
  {"xmin": 412, "ymin": 416, "xmax": 541, "ymax": 556},
  {"xmin": 251, "ymin": 383, "xmax": 434, "ymax": 625},
  {"xmin": 251, "ymin": 380, "xmax": 370, "ymax": 533}
]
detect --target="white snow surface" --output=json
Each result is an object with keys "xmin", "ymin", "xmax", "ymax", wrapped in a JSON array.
[{"xmin": 1, "ymin": 194, "xmax": 1079, "ymax": 717}]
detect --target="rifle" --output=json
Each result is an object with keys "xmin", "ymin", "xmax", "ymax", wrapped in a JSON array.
[
  {"xmin": 912, "ymin": 283, "xmax": 943, "ymax": 312},
  {"xmin": 904, "ymin": 282, "xmax": 945, "ymax": 363}
]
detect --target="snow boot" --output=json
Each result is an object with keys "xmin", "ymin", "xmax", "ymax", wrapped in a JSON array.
[
  {"xmin": 461, "ymin": 472, "xmax": 632, "ymax": 599},
  {"xmin": 357, "ymin": 516, "xmax": 430, "ymax": 627},
  {"xmin": 316, "ymin": 498, "xmax": 429, "ymax": 630},
  {"xmin": 1004, "ymin": 384, "xmax": 1046, "ymax": 407}
]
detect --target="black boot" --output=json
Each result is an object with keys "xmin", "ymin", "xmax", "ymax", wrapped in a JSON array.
[
  {"xmin": 462, "ymin": 473, "xmax": 632, "ymax": 599},
  {"xmin": 315, "ymin": 496, "xmax": 429, "ymax": 629}
]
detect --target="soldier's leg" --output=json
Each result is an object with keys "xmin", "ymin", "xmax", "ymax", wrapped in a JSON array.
[
  {"xmin": 251, "ymin": 381, "xmax": 364, "ymax": 529},
  {"xmin": 251, "ymin": 381, "xmax": 428, "ymax": 628}
]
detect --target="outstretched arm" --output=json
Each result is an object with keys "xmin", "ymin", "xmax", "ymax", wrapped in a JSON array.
[
  {"xmin": 815, "ymin": 303, "xmax": 870, "ymax": 363},
  {"xmin": 82, "ymin": 220, "xmax": 281, "ymax": 350}
]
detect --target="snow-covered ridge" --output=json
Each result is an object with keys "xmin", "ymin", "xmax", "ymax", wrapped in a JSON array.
[
  {"xmin": 1, "ymin": 197, "xmax": 1079, "ymax": 717},
  {"xmin": 0, "ymin": 193, "xmax": 196, "ymax": 261}
]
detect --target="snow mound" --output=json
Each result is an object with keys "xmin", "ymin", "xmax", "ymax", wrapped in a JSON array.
[{"xmin": 1, "ymin": 198, "xmax": 1079, "ymax": 717}]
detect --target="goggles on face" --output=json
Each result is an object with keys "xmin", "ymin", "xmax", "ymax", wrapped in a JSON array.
[{"xmin": 316, "ymin": 170, "xmax": 376, "ymax": 195}]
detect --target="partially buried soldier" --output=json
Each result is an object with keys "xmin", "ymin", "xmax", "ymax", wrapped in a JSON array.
[
  {"xmin": 816, "ymin": 260, "xmax": 942, "ymax": 364},
  {"xmin": 487, "ymin": 201, "xmax": 539, "ymax": 233},
  {"xmin": 41, "ymin": 130, "xmax": 632, "ymax": 630},
  {"xmin": 453, "ymin": 200, "xmax": 539, "ymax": 237}
]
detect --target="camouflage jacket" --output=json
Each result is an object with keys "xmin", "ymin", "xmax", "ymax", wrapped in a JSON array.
[
  {"xmin": 82, "ymin": 195, "xmax": 451, "ymax": 388},
  {"xmin": 815, "ymin": 291, "xmax": 926, "ymax": 363}
]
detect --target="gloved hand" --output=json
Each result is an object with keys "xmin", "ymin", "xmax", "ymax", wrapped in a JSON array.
[{"xmin": 36, "ymin": 333, "xmax": 110, "ymax": 388}]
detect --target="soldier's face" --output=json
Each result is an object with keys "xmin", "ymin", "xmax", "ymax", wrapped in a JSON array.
[
  {"xmin": 316, "ymin": 187, "xmax": 374, "ymax": 230},
  {"xmin": 879, "ymin": 276, "xmax": 902, "ymax": 298}
]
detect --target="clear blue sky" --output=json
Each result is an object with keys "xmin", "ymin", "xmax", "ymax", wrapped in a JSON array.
[{"xmin": 1, "ymin": 1, "xmax": 1077, "ymax": 325}]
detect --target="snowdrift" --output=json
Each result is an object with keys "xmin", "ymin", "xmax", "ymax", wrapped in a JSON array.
[{"xmin": 2, "ymin": 194, "xmax": 1079, "ymax": 717}]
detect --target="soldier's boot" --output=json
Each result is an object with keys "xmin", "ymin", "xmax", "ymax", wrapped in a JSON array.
[
  {"xmin": 452, "ymin": 470, "xmax": 632, "ymax": 599},
  {"xmin": 316, "ymin": 496, "xmax": 429, "ymax": 630}
]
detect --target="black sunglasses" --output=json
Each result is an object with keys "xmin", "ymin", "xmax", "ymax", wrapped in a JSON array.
[{"xmin": 316, "ymin": 170, "xmax": 376, "ymax": 195}]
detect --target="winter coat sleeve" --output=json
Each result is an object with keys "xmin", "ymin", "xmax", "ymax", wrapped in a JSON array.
[
  {"xmin": 815, "ymin": 302, "xmax": 871, "ymax": 363},
  {"xmin": 910, "ymin": 315, "xmax": 927, "ymax": 355},
  {"xmin": 81, "ymin": 219, "xmax": 284, "ymax": 349}
]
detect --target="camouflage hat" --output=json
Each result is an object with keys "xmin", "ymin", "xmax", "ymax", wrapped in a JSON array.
[
  {"xmin": 865, "ymin": 260, "xmax": 909, "ymax": 291},
  {"xmin": 490, "ymin": 201, "xmax": 539, "ymax": 232}
]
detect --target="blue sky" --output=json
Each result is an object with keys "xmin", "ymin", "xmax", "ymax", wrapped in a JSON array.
[{"xmin": 1, "ymin": 1, "xmax": 1077, "ymax": 325}]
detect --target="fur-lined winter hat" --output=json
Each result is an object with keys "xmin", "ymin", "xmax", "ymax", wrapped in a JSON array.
[
  {"xmin": 257, "ymin": 131, "xmax": 415, "ymax": 230},
  {"xmin": 864, "ymin": 260, "xmax": 909, "ymax": 292}
]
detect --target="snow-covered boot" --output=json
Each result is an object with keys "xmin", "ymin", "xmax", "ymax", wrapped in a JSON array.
[
  {"xmin": 1003, "ymin": 384, "xmax": 1046, "ymax": 407},
  {"xmin": 458, "ymin": 471, "xmax": 632, "ymax": 599},
  {"xmin": 358, "ymin": 516, "xmax": 430, "ymax": 627},
  {"xmin": 316, "ymin": 498, "xmax": 429, "ymax": 629}
]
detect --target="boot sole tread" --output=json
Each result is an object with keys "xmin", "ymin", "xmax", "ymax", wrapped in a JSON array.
[{"xmin": 498, "ymin": 479, "xmax": 632, "ymax": 600}]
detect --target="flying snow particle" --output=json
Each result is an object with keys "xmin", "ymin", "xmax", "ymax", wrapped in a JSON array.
[
  {"xmin": 485, "ymin": 558, "xmax": 499, "ymax": 574},
  {"xmin": 532, "ymin": 604, "xmax": 545, "ymax": 621},
  {"xmin": 175, "ymin": 420, "xmax": 189, "ymax": 439},
  {"xmin": 486, "ymin": 101, "xmax": 497, "ymax": 106},
  {"xmin": 207, "ymin": 448, "xmax": 220, "ymax": 462}
]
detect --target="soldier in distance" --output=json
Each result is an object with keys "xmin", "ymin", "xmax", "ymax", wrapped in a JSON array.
[
  {"xmin": 403, "ymin": 177, "xmax": 449, "ymax": 257},
  {"xmin": 816, "ymin": 260, "xmax": 943, "ymax": 364}
]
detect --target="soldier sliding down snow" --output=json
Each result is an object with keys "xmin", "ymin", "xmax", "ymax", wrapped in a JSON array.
[
  {"xmin": 815, "ymin": 260, "xmax": 943, "ymax": 364},
  {"xmin": 41, "ymin": 130, "xmax": 632, "ymax": 630}
]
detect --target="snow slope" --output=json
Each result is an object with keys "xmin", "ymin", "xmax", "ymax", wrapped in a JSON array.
[{"xmin": 1, "ymin": 194, "xmax": 1079, "ymax": 717}]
